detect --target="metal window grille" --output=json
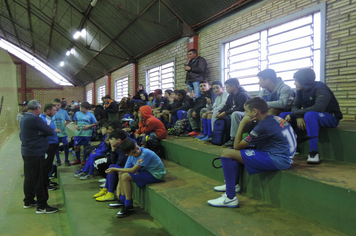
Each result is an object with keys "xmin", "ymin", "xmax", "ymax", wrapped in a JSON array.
[
  {"xmin": 86, "ymin": 90, "xmax": 92, "ymax": 103},
  {"xmin": 97, "ymin": 85, "xmax": 106, "ymax": 103},
  {"xmin": 147, "ymin": 61, "xmax": 174, "ymax": 93},
  {"xmin": 115, "ymin": 77, "xmax": 129, "ymax": 102},
  {"xmin": 223, "ymin": 12, "xmax": 321, "ymax": 92}
]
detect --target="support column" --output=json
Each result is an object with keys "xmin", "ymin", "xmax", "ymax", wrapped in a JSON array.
[
  {"xmin": 133, "ymin": 63, "xmax": 138, "ymax": 96},
  {"xmin": 21, "ymin": 62, "xmax": 26, "ymax": 102},
  {"xmin": 107, "ymin": 75, "xmax": 111, "ymax": 97},
  {"xmin": 93, "ymin": 82, "xmax": 96, "ymax": 105}
]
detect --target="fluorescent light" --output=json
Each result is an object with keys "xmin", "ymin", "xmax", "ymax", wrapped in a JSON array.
[
  {"xmin": 73, "ymin": 31, "xmax": 81, "ymax": 39},
  {"xmin": 60, "ymin": 61, "xmax": 64, "ymax": 67},
  {"xmin": 70, "ymin": 48, "xmax": 75, "ymax": 54},
  {"xmin": 0, "ymin": 39, "xmax": 72, "ymax": 86},
  {"xmin": 81, "ymin": 29, "xmax": 86, "ymax": 37},
  {"xmin": 66, "ymin": 51, "xmax": 70, "ymax": 56}
]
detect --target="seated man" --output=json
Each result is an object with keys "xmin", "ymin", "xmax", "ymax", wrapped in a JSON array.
[
  {"xmin": 215, "ymin": 78, "xmax": 251, "ymax": 147},
  {"xmin": 279, "ymin": 68, "xmax": 343, "ymax": 164},
  {"xmin": 105, "ymin": 139, "xmax": 166, "ymax": 217},
  {"xmin": 152, "ymin": 89, "xmax": 165, "ymax": 111},
  {"xmin": 208, "ymin": 97, "xmax": 296, "ymax": 207},
  {"xmin": 154, "ymin": 90, "xmax": 172, "ymax": 118},
  {"xmin": 187, "ymin": 80, "xmax": 217, "ymax": 137},
  {"xmin": 198, "ymin": 81, "xmax": 229, "ymax": 141},
  {"xmin": 161, "ymin": 90, "xmax": 182, "ymax": 128},
  {"xmin": 169, "ymin": 90, "xmax": 194, "ymax": 125},
  {"xmin": 257, "ymin": 69, "xmax": 295, "ymax": 115}
]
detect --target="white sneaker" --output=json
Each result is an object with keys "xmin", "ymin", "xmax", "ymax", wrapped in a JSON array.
[
  {"xmin": 214, "ymin": 184, "xmax": 240, "ymax": 193},
  {"xmin": 98, "ymin": 178, "xmax": 106, "ymax": 183},
  {"xmin": 99, "ymin": 183, "xmax": 105, "ymax": 188},
  {"xmin": 307, "ymin": 152, "xmax": 320, "ymax": 164},
  {"xmin": 207, "ymin": 193, "xmax": 238, "ymax": 208}
]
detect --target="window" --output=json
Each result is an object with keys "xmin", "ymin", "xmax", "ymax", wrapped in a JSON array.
[
  {"xmin": 87, "ymin": 90, "xmax": 92, "ymax": 103},
  {"xmin": 222, "ymin": 11, "xmax": 322, "ymax": 92},
  {"xmin": 147, "ymin": 61, "xmax": 174, "ymax": 93},
  {"xmin": 97, "ymin": 85, "xmax": 106, "ymax": 103},
  {"xmin": 115, "ymin": 77, "xmax": 129, "ymax": 102}
]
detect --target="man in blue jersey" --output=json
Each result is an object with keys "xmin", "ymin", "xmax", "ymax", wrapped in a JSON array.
[
  {"xmin": 208, "ymin": 97, "xmax": 296, "ymax": 208},
  {"xmin": 53, "ymin": 98, "xmax": 72, "ymax": 166},
  {"xmin": 72, "ymin": 102, "xmax": 97, "ymax": 165}
]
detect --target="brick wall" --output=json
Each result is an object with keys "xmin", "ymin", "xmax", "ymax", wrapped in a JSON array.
[{"xmin": 33, "ymin": 87, "xmax": 84, "ymax": 107}]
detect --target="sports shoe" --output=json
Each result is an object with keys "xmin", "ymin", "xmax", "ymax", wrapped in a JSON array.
[
  {"xmin": 36, "ymin": 206, "xmax": 59, "ymax": 214},
  {"xmin": 188, "ymin": 131, "xmax": 200, "ymax": 136},
  {"xmin": 49, "ymin": 181, "xmax": 58, "ymax": 186},
  {"xmin": 75, "ymin": 168, "xmax": 83, "ymax": 174},
  {"xmin": 81, "ymin": 160, "xmax": 86, "ymax": 165},
  {"xmin": 199, "ymin": 135, "xmax": 211, "ymax": 142},
  {"xmin": 307, "ymin": 151, "xmax": 320, "ymax": 164},
  {"xmin": 56, "ymin": 161, "xmax": 61, "ymax": 166},
  {"xmin": 80, "ymin": 174, "xmax": 95, "ymax": 180},
  {"xmin": 99, "ymin": 183, "xmax": 105, "ymax": 188},
  {"xmin": 207, "ymin": 193, "xmax": 238, "ymax": 208},
  {"xmin": 222, "ymin": 139, "xmax": 234, "ymax": 147},
  {"xmin": 195, "ymin": 132, "xmax": 204, "ymax": 138},
  {"xmin": 204, "ymin": 136, "xmax": 212, "ymax": 142},
  {"xmin": 47, "ymin": 186, "xmax": 57, "ymax": 191},
  {"xmin": 116, "ymin": 205, "xmax": 134, "ymax": 218},
  {"xmin": 98, "ymin": 178, "xmax": 106, "ymax": 183},
  {"xmin": 108, "ymin": 200, "xmax": 125, "ymax": 208},
  {"xmin": 93, "ymin": 188, "xmax": 108, "ymax": 198},
  {"xmin": 95, "ymin": 192, "xmax": 115, "ymax": 202},
  {"xmin": 65, "ymin": 160, "xmax": 71, "ymax": 166},
  {"xmin": 195, "ymin": 134, "xmax": 207, "ymax": 140},
  {"xmin": 72, "ymin": 160, "xmax": 80, "ymax": 165},
  {"xmin": 23, "ymin": 201, "xmax": 37, "ymax": 209},
  {"xmin": 214, "ymin": 184, "xmax": 240, "ymax": 193},
  {"xmin": 74, "ymin": 171, "xmax": 86, "ymax": 178}
]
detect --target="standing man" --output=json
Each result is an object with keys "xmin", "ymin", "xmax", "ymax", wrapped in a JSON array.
[
  {"xmin": 20, "ymin": 100, "xmax": 59, "ymax": 214},
  {"xmin": 185, "ymin": 49, "xmax": 207, "ymax": 100},
  {"xmin": 103, "ymin": 95, "xmax": 118, "ymax": 121},
  {"xmin": 53, "ymin": 98, "xmax": 72, "ymax": 166}
]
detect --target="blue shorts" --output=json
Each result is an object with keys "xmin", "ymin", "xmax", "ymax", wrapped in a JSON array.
[
  {"xmin": 58, "ymin": 136, "xmax": 69, "ymax": 145},
  {"xmin": 74, "ymin": 136, "xmax": 91, "ymax": 147},
  {"xmin": 129, "ymin": 170, "xmax": 163, "ymax": 188},
  {"xmin": 240, "ymin": 149, "xmax": 279, "ymax": 175}
]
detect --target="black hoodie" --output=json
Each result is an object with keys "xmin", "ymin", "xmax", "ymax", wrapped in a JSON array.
[
  {"xmin": 133, "ymin": 85, "xmax": 148, "ymax": 100},
  {"xmin": 218, "ymin": 87, "xmax": 251, "ymax": 115}
]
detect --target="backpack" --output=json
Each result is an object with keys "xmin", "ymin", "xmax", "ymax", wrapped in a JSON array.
[
  {"xmin": 212, "ymin": 117, "xmax": 231, "ymax": 146},
  {"xmin": 169, "ymin": 118, "xmax": 189, "ymax": 136}
]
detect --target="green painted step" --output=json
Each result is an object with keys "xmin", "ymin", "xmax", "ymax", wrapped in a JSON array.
[
  {"xmin": 58, "ymin": 165, "xmax": 170, "ymax": 236},
  {"xmin": 133, "ymin": 160, "xmax": 346, "ymax": 236},
  {"xmin": 161, "ymin": 136, "xmax": 356, "ymax": 235}
]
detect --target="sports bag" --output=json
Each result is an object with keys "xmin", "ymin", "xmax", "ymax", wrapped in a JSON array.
[
  {"xmin": 212, "ymin": 117, "xmax": 231, "ymax": 146},
  {"xmin": 169, "ymin": 118, "xmax": 189, "ymax": 136}
]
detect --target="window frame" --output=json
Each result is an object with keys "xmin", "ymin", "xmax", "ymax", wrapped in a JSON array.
[
  {"xmin": 145, "ymin": 58, "xmax": 176, "ymax": 93},
  {"xmin": 97, "ymin": 85, "xmax": 106, "ymax": 104},
  {"xmin": 114, "ymin": 76, "xmax": 129, "ymax": 102},
  {"xmin": 219, "ymin": 3, "xmax": 326, "ymax": 95}
]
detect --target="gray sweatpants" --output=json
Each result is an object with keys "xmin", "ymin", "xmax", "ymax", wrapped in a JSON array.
[{"xmin": 230, "ymin": 111, "xmax": 245, "ymax": 139}]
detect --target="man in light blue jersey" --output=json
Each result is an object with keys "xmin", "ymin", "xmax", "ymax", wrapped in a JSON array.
[
  {"xmin": 208, "ymin": 97, "xmax": 296, "ymax": 208},
  {"xmin": 53, "ymin": 98, "xmax": 72, "ymax": 166},
  {"xmin": 72, "ymin": 102, "xmax": 97, "ymax": 165}
]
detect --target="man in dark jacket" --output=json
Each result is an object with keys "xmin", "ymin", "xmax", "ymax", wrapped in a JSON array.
[
  {"xmin": 103, "ymin": 95, "xmax": 118, "ymax": 121},
  {"xmin": 187, "ymin": 81, "xmax": 217, "ymax": 136},
  {"xmin": 169, "ymin": 90, "xmax": 194, "ymax": 124},
  {"xmin": 215, "ymin": 78, "xmax": 251, "ymax": 147},
  {"xmin": 20, "ymin": 100, "xmax": 59, "ymax": 214},
  {"xmin": 91, "ymin": 105, "xmax": 108, "ymax": 121},
  {"xmin": 279, "ymin": 68, "xmax": 343, "ymax": 164},
  {"xmin": 185, "ymin": 49, "xmax": 207, "ymax": 100}
]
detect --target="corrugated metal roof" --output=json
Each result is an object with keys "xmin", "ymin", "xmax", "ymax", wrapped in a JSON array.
[{"xmin": 0, "ymin": 0, "xmax": 254, "ymax": 86}]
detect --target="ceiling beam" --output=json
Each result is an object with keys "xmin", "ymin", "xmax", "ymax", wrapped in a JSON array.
[
  {"xmin": 26, "ymin": 0, "xmax": 35, "ymax": 56},
  {"xmin": 4, "ymin": 0, "xmax": 22, "ymax": 47},
  {"xmin": 46, "ymin": 0, "xmax": 58, "ymax": 63},
  {"xmin": 72, "ymin": 0, "xmax": 159, "ymax": 78}
]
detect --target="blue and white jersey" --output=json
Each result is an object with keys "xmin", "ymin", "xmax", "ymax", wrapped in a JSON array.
[
  {"xmin": 53, "ymin": 109, "xmax": 71, "ymax": 138},
  {"xmin": 73, "ymin": 111, "xmax": 97, "ymax": 137},
  {"xmin": 244, "ymin": 115, "xmax": 297, "ymax": 169},
  {"xmin": 125, "ymin": 147, "xmax": 166, "ymax": 180}
]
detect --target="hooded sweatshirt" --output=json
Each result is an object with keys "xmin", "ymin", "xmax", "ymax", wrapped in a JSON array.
[
  {"xmin": 258, "ymin": 77, "xmax": 295, "ymax": 110},
  {"xmin": 218, "ymin": 87, "xmax": 251, "ymax": 115},
  {"xmin": 134, "ymin": 105, "xmax": 167, "ymax": 139},
  {"xmin": 290, "ymin": 69, "xmax": 343, "ymax": 120}
]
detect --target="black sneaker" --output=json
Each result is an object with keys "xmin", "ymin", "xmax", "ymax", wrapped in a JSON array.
[
  {"xmin": 47, "ymin": 186, "xmax": 57, "ymax": 191},
  {"xmin": 56, "ymin": 161, "xmax": 61, "ymax": 166},
  {"xmin": 222, "ymin": 139, "xmax": 234, "ymax": 147},
  {"xmin": 65, "ymin": 160, "xmax": 71, "ymax": 166},
  {"xmin": 116, "ymin": 205, "xmax": 134, "ymax": 218},
  {"xmin": 49, "ymin": 181, "xmax": 58, "ymax": 186},
  {"xmin": 36, "ymin": 206, "xmax": 59, "ymax": 214},
  {"xmin": 108, "ymin": 200, "xmax": 125, "ymax": 208},
  {"xmin": 23, "ymin": 201, "xmax": 37, "ymax": 209}
]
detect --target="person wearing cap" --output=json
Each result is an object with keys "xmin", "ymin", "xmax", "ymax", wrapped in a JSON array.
[
  {"xmin": 279, "ymin": 68, "xmax": 343, "ymax": 164},
  {"xmin": 17, "ymin": 101, "xmax": 28, "ymax": 128},
  {"xmin": 152, "ymin": 89, "xmax": 165, "ymax": 111},
  {"xmin": 257, "ymin": 69, "xmax": 295, "ymax": 116},
  {"xmin": 103, "ymin": 95, "xmax": 118, "ymax": 121}
]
